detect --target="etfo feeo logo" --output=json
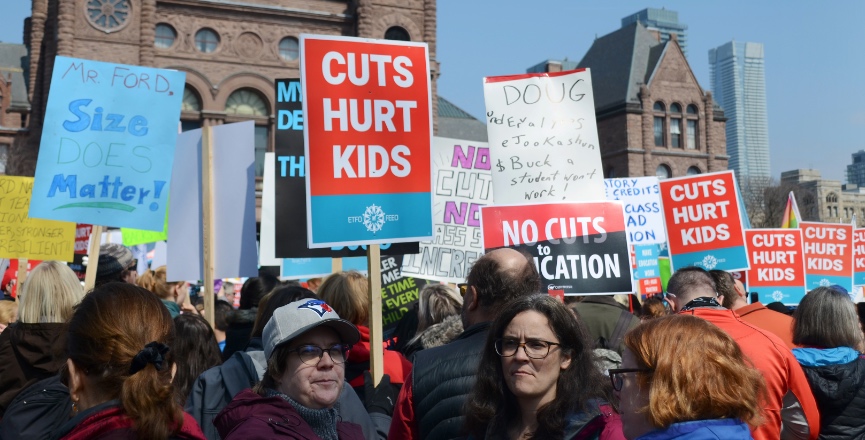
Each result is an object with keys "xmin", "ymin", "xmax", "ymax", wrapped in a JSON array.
[{"xmin": 347, "ymin": 204, "xmax": 399, "ymax": 235}]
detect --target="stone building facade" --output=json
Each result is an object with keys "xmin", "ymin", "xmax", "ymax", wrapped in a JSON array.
[
  {"xmin": 782, "ymin": 169, "xmax": 865, "ymax": 226},
  {"xmin": 9, "ymin": 0, "xmax": 439, "ymax": 179},
  {"xmin": 0, "ymin": 43, "xmax": 29, "ymax": 174},
  {"xmin": 531, "ymin": 22, "xmax": 727, "ymax": 179}
]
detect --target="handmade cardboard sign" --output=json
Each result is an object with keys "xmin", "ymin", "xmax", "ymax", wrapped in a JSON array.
[
  {"xmin": 301, "ymin": 35, "xmax": 433, "ymax": 247},
  {"xmin": 854, "ymin": 228, "xmax": 865, "ymax": 286},
  {"xmin": 483, "ymin": 69, "xmax": 604, "ymax": 204},
  {"xmin": 801, "ymin": 222, "xmax": 853, "ymax": 293},
  {"xmin": 29, "ymin": 57, "xmax": 184, "ymax": 230},
  {"xmin": 745, "ymin": 229, "xmax": 807, "ymax": 305},
  {"xmin": 660, "ymin": 171, "xmax": 749, "ymax": 272},
  {"xmin": 605, "ymin": 177, "xmax": 665, "ymax": 245},
  {"xmin": 480, "ymin": 201, "xmax": 633, "ymax": 294},
  {"xmin": 402, "ymin": 137, "xmax": 491, "ymax": 283},
  {"xmin": 0, "ymin": 176, "xmax": 75, "ymax": 261}
]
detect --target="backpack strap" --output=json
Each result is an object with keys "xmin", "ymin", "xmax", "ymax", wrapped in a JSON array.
[{"xmin": 608, "ymin": 309, "xmax": 633, "ymax": 351}]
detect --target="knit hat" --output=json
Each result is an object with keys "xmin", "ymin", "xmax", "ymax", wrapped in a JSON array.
[
  {"xmin": 96, "ymin": 243, "xmax": 135, "ymax": 280},
  {"xmin": 263, "ymin": 299, "xmax": 361, "ymax": 360}
]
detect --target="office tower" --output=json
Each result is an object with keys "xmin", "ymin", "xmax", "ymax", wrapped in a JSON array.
[
  {"xmin": 621, "ymin": 8, "xmax": 688, "ymax": 57},
  {"xmin": 709, "ymin": 41, "xmax": 770, "ymax": 188},
  {"xmin": 847, "ymin": 150, "xmax": 865, "ymax": 186}
]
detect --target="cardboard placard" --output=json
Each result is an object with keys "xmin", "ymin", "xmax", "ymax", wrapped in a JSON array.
[
  {"xmin": 121, "ymin": 210, "xmax": 169, "ymax": 246},
  {"xmin": 301, "ymin": 35, "xmax": 433, "ymax": 248},
  {"xmin": 745, "ymin": 229, "xmax": 807, "ymax": 305},
  {"xmin": 659, "ymin": 170, "xmax": 749, "ymax": 272},
  {"xmin": 801, "ymin": 222, "xmax": 853, "ymax": 293},
  {"xmin": 74, "ymin": 224, "xmax": 92, "ymax": 255},
  {"xmin": 605, "ymin": 177, "xmax": 665, "ymax": 244},
  {"xmin": 380, "ymin": 255, "xmax": 427, "ymax": 330},
  {"xmin": 29, "ymin": 57, "xmax": 184, "ymax": 230},
  {"xmin": 480, "ymin": 201, "xmax": 633, "ymax": 295},
  {"xmin": 483, "ymin": 69, "xmax": 604, "ymax": 204},
  {"xmin": 854, "ymin": 228, "xmax": 865, "ymax": 286},
  {"xmin": 0, "ymin": 176, "xmax": 75, "ymax": 261}
]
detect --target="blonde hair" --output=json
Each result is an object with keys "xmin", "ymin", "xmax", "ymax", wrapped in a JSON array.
[
  {"xmin": 416, "ymin": 284, "xmax": 462, "ymax": 333},
  {"xmin": 0, "ymin": 301, "xmax": 18, "ymax": 325},
  {"xmin": 318, "ymin": 271, "xmax": 369, "ymax": 326},
  {"xmin": 137, "ymin": 266, "xmax": 181, "ymax": 300},
  {"xmin": 18, "ymin": 261, "xmax": 84, "ymax": 323}
]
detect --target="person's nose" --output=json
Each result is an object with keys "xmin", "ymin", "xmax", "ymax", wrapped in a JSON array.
[
  {"xmin": 513, "ymin": 343, "xmax": 531, "ymax": 361},
  {"xmin": 317, "ymin": 350, "xmax": 336, "ymax": 369}
]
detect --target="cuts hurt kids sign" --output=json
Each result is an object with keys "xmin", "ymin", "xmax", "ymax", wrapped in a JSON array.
[
  {"xmin": 301, "ymin": 35, "xmax": 433, "ymax": 248},
  {"xmin": 29, "ymin": 57, "xmax": 184, "ymax": 231},
  {"xmin": 745, "ymin": 229, "xmax": 806, "ymax": 305},
  {"xmin": 660, "ymin": 170, "xmax": 749, "ymax": 272},
  {"xmin": 801, "ymin": 222, "xmax": 853, "ymax": 294},
  {"xmin": 480, "ymin": 201, "xmax": 633, "ymax": 295}
]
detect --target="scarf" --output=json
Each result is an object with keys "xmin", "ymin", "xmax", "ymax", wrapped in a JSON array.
[{"xmin": 264, "ymin": 388, "xmax": 339, "ymax": 440}]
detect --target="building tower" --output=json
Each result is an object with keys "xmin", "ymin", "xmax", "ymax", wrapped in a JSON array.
[
  {"xmin": 621, "ymin": 8, "xmax": 688, "ymax": 57},
  {"xmin": 847, "ymin": 150, "xmax": 865, "ymax": 187},
  {"xmin": 709, "ymin": 41, "xmax": 770, "ymax": 190}
]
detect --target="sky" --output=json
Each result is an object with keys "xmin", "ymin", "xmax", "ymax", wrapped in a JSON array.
[{"xmin": 2, "ymin": 1, "xmax": 863, "ymax": 182}]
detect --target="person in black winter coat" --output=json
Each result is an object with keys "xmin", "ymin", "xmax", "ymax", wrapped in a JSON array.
[{"xmin": 792, "ymin": 286, "xmax": 865, "ymax": 439}]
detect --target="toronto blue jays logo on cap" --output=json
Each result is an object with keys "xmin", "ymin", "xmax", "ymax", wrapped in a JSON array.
[{"xmin": 297, "ymin": 299, "xmax": 333, "ymax": 318}]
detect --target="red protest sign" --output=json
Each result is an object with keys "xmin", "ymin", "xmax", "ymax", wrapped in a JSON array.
[
  {"xmin": 301, "ymin": 35, "xmax": 433, "ymax": 247},
  {"xmin": 480, "ymin": 201, "xmax": 633, "ymax": 295},
  {"xmin": 659, "ymin": 170, "xmax": 748, "ymax": 271},
  {"xmin": 75, "ymin": 224, "xmax": 93, "ymax": 255},
  {"xmin": 854, "ymin": 228, "xmax": 865, "ymax": 286},
  {"xmin": 744, "ymin": 229, "xmax": 806, "ymax": 304},
  {"xmin": 802, "ymin": 222, "xmax": 853, "ymax": 293},
  {"xmin": 640, "ymin": 277, "xmax": 662, "ymax": 295}
]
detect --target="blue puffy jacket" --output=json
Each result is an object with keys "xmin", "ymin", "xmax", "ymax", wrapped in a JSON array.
[{"xmin": 636, "ymin": 419, "xmax": 753, "ymax": 440}]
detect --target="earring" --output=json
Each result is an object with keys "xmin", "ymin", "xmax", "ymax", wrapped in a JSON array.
[{"xmin": 71, "ymin": 395, "xmax": 79, "ymax": 416}]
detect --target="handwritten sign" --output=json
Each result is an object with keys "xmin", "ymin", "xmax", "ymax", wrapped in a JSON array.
[
  {"xmin": 29, "ymin": 56, "xmax": 185, "ymax": 230},
  {"xmin": 381, "ymin": 255, "xmax": 427, "ymax": 330},
  {"xmin": 402, "ymin": 137, "xmax": 490, "ymax": 283},
  {"xmin": 660, "ymin": 170, "xmax": 749, "ymax": 272},
  {"xmin": 0, "ymin": 176, "xmax": 76, "ymax": 261},
  {"xmin": 480, "ymin": 201, "xmax": 633, "ymax": 295},
  {"xmin": 74, "ymin": 224, "xmax": 92, "ymax": 254},
  {"xmin": 801, "ymin": 222, "xmax": 853, "ymax": 293},
  {"xmin": 301, "ymin": 35, "xmax": 433, "ymax": 248},
  {"xmin": 483, "ymin": 69, "xmax": 604, "ymax": 204},
  {"xmin": 854, "ymin": 229, "xmax": 865, "ymax": 286},
  {"xmin": 745, "ymin": 229, "xmax": 807, "ymax": 305},
  {"xmin": 605, "ymin": 177, "xmax": 665, "ymax": 244}
]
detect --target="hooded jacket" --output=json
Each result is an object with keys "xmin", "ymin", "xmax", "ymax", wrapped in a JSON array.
[
  {"xmin": 635, "ymin": 419, "xmax": 752, "ymax": 440},
  {"xmin": 793, "ymin": 347, "xmax": 865, "ymax": 439},
  {"xmin": 0, "ymin": 322, "xmax": 68, "ymax": 417},
  {"xmin": 221, "ymin": 308, "xmax": 257, "ymax": 361},
  {"xmin": 54, "ymin": 400, "xmax": 205, "ymax": 440},
  {"xmin": 214, "ymin": 389, "xmax": 364, "ymax": 440},
  {"xmin": 401, "ymin": 315, "xmax": 464, "ymax": 359}
]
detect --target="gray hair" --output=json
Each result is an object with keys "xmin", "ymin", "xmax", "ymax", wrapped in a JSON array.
[
  {"xmin": 666, "ymin": 267, "xmax": 717, "ymax": 305},
  {"xmin": 416, "ymin": 284, "xmax": 462, "ymax": 333},
  {"xmin": 793, "ymin": 287, "xmax": 864, "ymax": 349}
]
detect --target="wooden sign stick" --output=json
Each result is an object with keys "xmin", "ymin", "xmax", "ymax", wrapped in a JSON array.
[
  {"xmin": 367, "ymin": 244, "xmax": 383, "ymax": 386},
  {"xmin": 332, "ymin": 257, "xmax": 343, "ymax": 274},
  {"xmin": 201, "ymin": 125, "xmax": 216, "ymax": 326},
  {"xmin": 15, "ymin": 258, "xmax": 27, "ymax": 300},
  {"xmin": 83, "ymin": 225, "xmax": 104, "ymax": 291}
]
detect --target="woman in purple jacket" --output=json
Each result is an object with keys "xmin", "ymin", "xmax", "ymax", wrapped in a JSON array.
[{"xmin": 215, "ymin": 298, "xmax": 365, "ymax": 440}]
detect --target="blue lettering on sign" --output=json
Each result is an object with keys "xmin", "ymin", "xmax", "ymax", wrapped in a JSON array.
[
  {"xmin": 47, "ymin": 174, "xmax": 166, "ymax": 212},
  {"xmin": 277, "ymin": 109, "xmax": 304, "ymax": 130},
  {"xmin": 278, "ymin": 155, "xmax": 305, "ymax": 177},
  {"xmin": 63, "ymin": 99, "xmax": 149, "ymax": 136},
  {"xmin": 277, "ymin": 81, "xmax": 303, "ymax": 103}
]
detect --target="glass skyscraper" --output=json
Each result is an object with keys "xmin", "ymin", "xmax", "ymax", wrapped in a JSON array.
[
  {"xmin": 621, "ymin": 8, "xmax": 688, "ymax": 57},
  {"xmin": 709, "ymin": 41, "xmax": 770, "ymax": 187}
]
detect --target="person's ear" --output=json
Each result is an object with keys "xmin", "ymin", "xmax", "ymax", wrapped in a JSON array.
[
  {"xmin": 170, "ymin": 363, "xmax": 177, "ymax": 381},
  {"xmin": 67, "ymin": 358, "xmax": 85, "ymax": 402},
  {"xmin": 560, "ymin": 349, "xmax": 572, "ymax": 370},
  {"xmin": 465, "ymin": 286, "xmax": 480, "ymax": 312}
]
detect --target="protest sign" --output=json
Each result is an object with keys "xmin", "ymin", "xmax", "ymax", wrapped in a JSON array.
[
  {"xmin": 29, "ymin": 57, "xmax": 184, "ymax": 231},
  {"xmin": 301, "ymin": 35, "xmax": 433, "ymax": 248},
  {"xmin": 260, "ymin": 152, "xmax": 281, "ymax": 267},
  {"xmin": 632, "ymin": 244, "xmax": 661, "ymax": 295},
  {"xmin": 639, "ymin": 277, "xmax": 662, "ymax": 295},
  {"xmin": 402, "ymin": 137, "xmax": 491, "ymax": 283},
  {"xmin": 605, "ymin": 177, "xmax": 665, "ymax": 245},
  {"xmin": 801, "ymin": 222, "xmax": 853, "ymax": 293},
  {"xmin": 273, "ymin": 79, "xmax": 418, "ymax": 258},
  {"xmin": 74, "ymin": 224, "xmax": 92, "ymax": 255},
  {"xmin": 0, "ymin": 176, "xmax": 75, "ymax": 261},
  {"xmin": 380, "ymin": 255, "xmax": 428, "ymax": 331},
  {"xmin": 4, "ymin": 259, "xmax": 42, "ymax": 297},
  {"xmin": 854, "ymin": 228, "xmax": 865, "ymax": 286},
  {"xmin": 480, "ymin": 201, "xmax": 633, "ymax": 295},
  {"xmin": 659, "ymin": 170, "xmax": 749, "ymax": 272},
  {"xmin": 121, "ymin": 210, "xmax": 168, "ymax": 246},
  {"xmin": 282, "ymin": 257, "xmax": 367, "ymax": 279},
  {"xmin": 167, "ymin": 121, "xmax": 258, "ymax": 281},
  {"xmin": 745, "ymin": 229, "xmax": 807, "ymax": 305},
  {"xmin": 483, "ymin": 69, "xmax": 604, "ymax": 204}
]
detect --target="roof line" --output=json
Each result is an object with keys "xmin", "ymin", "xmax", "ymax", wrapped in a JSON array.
[{"xmin": 645, "ymin": 41, "xmax": 669, "ymax": 87}]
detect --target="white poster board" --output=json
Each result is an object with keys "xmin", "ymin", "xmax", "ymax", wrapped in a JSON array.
[{"xmin": 604, "ymin": 177, "xmax": 666, "ymax": 245}]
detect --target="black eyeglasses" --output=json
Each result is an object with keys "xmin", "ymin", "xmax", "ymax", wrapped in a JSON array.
[
  {"xmin": 457, "ymin": 283, "xmax": 468, "ymax": 296},
  {"xmin": 608, "ymin": 368, "xmax": 651, "ymax": 391},
  {"xmin": 495, "ymin": 338, "xmax": 561, "ymax": 359},
  {"xmin": 287, "ymin": 344, "xmax": 351, "ymax": 366}
]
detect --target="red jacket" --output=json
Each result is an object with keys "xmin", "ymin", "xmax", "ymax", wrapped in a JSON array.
[
  {"xmin": 347, "ymin": 325, "xmax": 412, "ymax": 387},
  {"xmin": 681, "ymin": 307, "xmax": 820, "ymax": 440},
  {"xmin": 734, "ymin": 302, "xmax": 797, "ymax": 349},
  {"xmin": 59, "ymin": 404, "xmax": 205, "ymax": 440}
]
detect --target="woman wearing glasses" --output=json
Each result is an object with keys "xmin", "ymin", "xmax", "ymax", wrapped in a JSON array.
[
  {"xmin": 215, "ymin": 299, "xmax": 365, "ymax": 440},
  {"xmin": 613, "ymin": 314, "xmax": 764, "ymax": 440},
  {"xmin": 464, "ymin": 295, "xmax": 623, "ymax": 439}
]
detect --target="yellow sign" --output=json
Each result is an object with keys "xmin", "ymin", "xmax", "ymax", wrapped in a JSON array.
[{"xmin": 0, "ymin": 176, "xmax": 75, "ymax": 261}]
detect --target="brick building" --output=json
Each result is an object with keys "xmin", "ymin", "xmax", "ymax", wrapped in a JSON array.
[
  {"xmin": 782, "ymin": 169, "xmax": 864, "ymax": 226},
  {"xmin": 0, "ymin": 43, "xmax": 29, "ymax": 174},
  {"xmin": 530, "ymin": 22, "xmax": 727, "ymax": 179},
  {"xmin": 8, "ymin": 0, "xmax": 439, "ymax": 181}
]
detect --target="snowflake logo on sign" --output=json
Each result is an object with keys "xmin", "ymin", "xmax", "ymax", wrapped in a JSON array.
[
  {"xmin": 819, "ymin": 279, "xmax": 831, "ymax": 287},
  {"xmin": 772, "ymin": 291, "xmax": 784, "ymax": 302},
  {"xmin": 362, "ymin": 204, "xmax": 386, "ymax": 234},
  {"xmin": 701, "ymin": 255, "xmax": 718, "ymax": 270}
]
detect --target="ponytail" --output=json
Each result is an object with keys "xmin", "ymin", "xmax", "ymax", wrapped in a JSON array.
[{"xmin": 121, "ymin": 355, "xmax": 184, "ymax": 439}]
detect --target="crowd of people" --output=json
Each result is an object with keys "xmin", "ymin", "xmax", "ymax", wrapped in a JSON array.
[{"xmin": 0, "ymin": 242, "xmax": 863, "ymax": 439}]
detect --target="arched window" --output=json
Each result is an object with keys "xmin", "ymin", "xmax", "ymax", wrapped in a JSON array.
[
  {"xmin": 384, "ymin": 26, "xmax": 410, "ymax": 41},
  {"xmin": 656, "ymin": 164, "xmax": 672, "ymax": 179},
  {"xmin": 686, "ymin": 166, "xmax": 701, "ymax": 175},
  {"xmin": 195, "ymin": 28, "xmax": 220, "ymax": 53},
  {"xmin": 670, "ymin": 103, "xmax": 682, "ymax": 113},
  {"xmin": 653, "ymin": 101, "xmax": 665, "ymax": 112},
  {"xmin": 826, "ymin": 193, "xmax": 838, "ymax": 203},
  {"xmin": 225, "ymin": 89, "xmax": 268, "ymax": 116},
  {"xmin": 686, "ymin": 104, "xmax": 698, "ymax": 115},
  {"xmin": 155, "ymin": 23, "xmax": 176, "ymax": 48},
  {"xmin": 181, "ymin": 86, "xmax": 201, "ymax": 112},
  {"xmin": 279, "ymin": 37, "xmax": 299, "ymax": 61}
]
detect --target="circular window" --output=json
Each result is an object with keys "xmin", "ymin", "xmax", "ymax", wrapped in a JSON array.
[
  {"xmin": 154, "ymin": 23, "xmax": 176, "ymax": 49},
  {"xmin": 226, "ymin": 89, "xmax": 268, "ymax": 116},
  {"xmin": 195, "ymin": 28, "xmax": 220, "ymax": 53},
  {"xmin": 384, "ymin": 26, "xmax": 410, "ymax": 41},
  {"xmin": 656, "ymin": 164, "xmax": 672, "ymax": 179},
  {"xmin": 85, "ymin": 0, "xmax": 132, "ymax": 33},
  {"xmin": 686, "ymin": 166, "xmax": 701, "ymax": 175},
  {"xmin": 279, "ymin": 37, "xmax": 299, "ymax": 61}
]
